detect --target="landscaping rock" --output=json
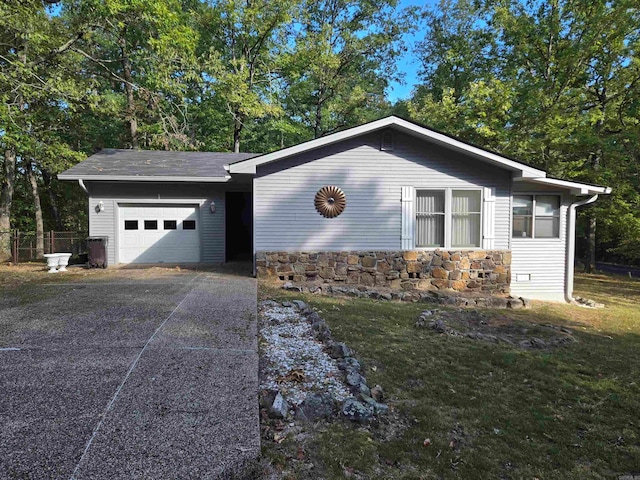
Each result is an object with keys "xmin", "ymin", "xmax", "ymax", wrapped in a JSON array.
[
  {"xmin": 353, "ymin": 382, "xmax": 371, "ymax": 398},
  {"xmin": 268, "ymin": 392, "xmax": 289, "ymax": 419},
  {"xmin": 507, "ymin": 298, "xmax": 523, "ymax": 309},
  {"xmin": 370, "ymin": 385, "xmax": 384, "ymax": 403},
  {"xmin": 346, "ymin": 371, "xmax": 366, "ymax": 387},
  {"xmin": 360, "ymin": 395, "xmax": 389, "ymax": 415},
  {"xmin": 292, "ymin": 300, "xmax": 309, "ymax": 312},
  {"xmin": 342, "ymin": 398, "xmax": 374, "ymax": 422},
  {"xmin": 428, "ymin": 319, "xmax": 447, "ymax": 333},
  {"xmin": 329, "ymin": 342, "xmax": 351, "ymax": 359},
  {"xmin": 296, "ymin": 393, "xmax": 335, "ymax": 422},
  {"xmin": 282, "ymin": 282, "xmax": 303, "ymax": 292},
  {"xmin": 337, "ymin": 357, "xmax": 361, "ymax": 374}
]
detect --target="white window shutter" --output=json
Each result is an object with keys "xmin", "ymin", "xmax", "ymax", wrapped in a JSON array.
[
  {"xmin": 401, "ymin": 186, "xmax": 415, "ymax": 250},
  {"xmin": 482, "ymin": 186, "xmax": 496, "ymax": 249}
]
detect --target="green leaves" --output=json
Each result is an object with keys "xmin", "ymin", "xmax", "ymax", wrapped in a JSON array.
[{"xmin": 410, "ymin": 0, "xmax": 640, "ymax": 263}]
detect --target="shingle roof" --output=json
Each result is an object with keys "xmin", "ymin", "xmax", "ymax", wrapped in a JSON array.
[{"xmin": 59, "ymin": 149, "xmax": 261, "ymax": 181}]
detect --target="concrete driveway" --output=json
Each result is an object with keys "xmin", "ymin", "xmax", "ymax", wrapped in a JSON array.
[{"xmin": 0, "ymin": 267, "xmax": 259, "ymax": 479}]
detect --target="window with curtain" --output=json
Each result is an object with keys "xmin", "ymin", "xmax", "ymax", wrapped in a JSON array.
[
  {"xmin": 452, "ymin": 190, "xmax": 481, "ymax": 247},
  {"xmin": 512, "ymin": 195, "xmax": 560, "ymax": 238},
  {"xmin": 416, "ymin": 190, "xmax": 445, "ymax": 247}
]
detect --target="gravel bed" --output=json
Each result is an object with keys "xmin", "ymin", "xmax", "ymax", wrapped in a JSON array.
[{"xmin": 259, "ymin": 304, "xmax": 350, "ymax": 406}]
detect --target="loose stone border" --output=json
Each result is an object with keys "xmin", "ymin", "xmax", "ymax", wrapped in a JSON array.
[
  {"xmin": 259, "ymin": 300, "xmax": 387, "ymax": 423},
  {"xmin": 282, "ymin": 282, "xmax": 531, "ymax": 309}
]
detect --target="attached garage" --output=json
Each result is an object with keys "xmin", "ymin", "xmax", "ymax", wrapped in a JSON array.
[
  {"xmin": 58, "ymin": 149, "xmax": 258, "ymax": 266},
  {"xmin": 118, "ymin": 204, "xmax": 200, "ymax": 264}
]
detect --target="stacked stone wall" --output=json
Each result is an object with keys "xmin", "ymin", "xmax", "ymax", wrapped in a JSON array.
[{"xmin": 256, "ymin": 250, "xmax": 511, "ymax": 294}]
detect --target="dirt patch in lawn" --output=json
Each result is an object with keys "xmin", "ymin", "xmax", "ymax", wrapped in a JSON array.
[{"xmin": 415, "ymin": 308, "xmax": 577, "ymax": 349}]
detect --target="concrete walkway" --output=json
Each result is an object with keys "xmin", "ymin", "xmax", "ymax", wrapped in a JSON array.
[{"xmin": 0, "ymin": 270, "xmax": 259, "ymax": 479}]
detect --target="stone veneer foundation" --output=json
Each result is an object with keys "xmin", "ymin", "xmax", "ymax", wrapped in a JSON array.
[{"xmin": 256, "ymin": 250, "xmax": 511, "ymax": 294}]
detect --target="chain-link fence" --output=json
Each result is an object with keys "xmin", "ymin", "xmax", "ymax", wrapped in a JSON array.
[{"xmin": 0, "ymin": 231, "xmax": 88, "ymax": 264}]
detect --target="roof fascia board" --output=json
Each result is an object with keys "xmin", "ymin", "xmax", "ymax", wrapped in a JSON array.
[
  {"xmin": 228, "ymin": 116, "xmax": 546, "ymax": 178},
  {"xmin": 515, "ymin": 177, "xmax": 611, "ymax": 195},
  {"xmin": 58, "ymin": 174, "xmax": 231, "ymax": 183}
]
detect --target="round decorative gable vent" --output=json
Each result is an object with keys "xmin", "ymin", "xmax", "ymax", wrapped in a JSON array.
[{"xmin": 314, "ymin": 185, "xmax": 346, "ymax": 218}]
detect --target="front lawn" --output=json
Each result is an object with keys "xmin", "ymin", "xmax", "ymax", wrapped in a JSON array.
[{"xmin": 260, "ymin": 273, "xmax": 640, "ymax": 479}]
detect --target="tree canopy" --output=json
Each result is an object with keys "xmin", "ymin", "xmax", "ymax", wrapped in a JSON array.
[{"xmin": 1, "ymin": 0, "xmax": 638, "ymax": 265}]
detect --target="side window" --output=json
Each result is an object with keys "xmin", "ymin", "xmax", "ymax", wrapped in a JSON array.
[
  {"xmin": 512, "ymin": 195, "xmax": 560, "ymax": 238},
  {"xmin": 512, "ymin": 195, "xmax": 533, "ymax": 238},
  {"xmin": 182, "ymin": 220, "xmax": 196, "ymax": 230},
  {"xmin": 535, "ymin": 195, "xmax": 560, "ymax": 238}
]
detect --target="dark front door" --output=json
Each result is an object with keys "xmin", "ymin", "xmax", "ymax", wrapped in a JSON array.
[{"xmin": 225, "ymin": 191, "xmax": 253, "ymax": 261}]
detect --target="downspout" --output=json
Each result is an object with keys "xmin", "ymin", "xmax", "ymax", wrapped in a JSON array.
[
  {"xmin": 565, "ymin": 194, "xmax": 599, "ymax": 303},
  {"xmin": 78, "ymin": 179, "xmax": 88, "ymax": 194}
]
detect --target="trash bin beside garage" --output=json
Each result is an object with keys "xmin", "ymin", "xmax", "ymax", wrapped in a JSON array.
[{"xmin": 87, "ymin": 237, "xmax": 108, "ymax": 268}]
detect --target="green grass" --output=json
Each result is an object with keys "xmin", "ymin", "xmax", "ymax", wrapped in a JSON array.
[{"xmin": 260, "ymin": 273, "xmax": 640, "ymax": 479}]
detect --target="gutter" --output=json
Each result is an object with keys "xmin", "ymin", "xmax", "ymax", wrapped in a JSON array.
[
  {"xmin": 565, "ymin": 194, "xmax": 599, "ymax": 303},
  {"xmin": 78, "ymin": 179, "xmax": 88, "ymax": 194}
]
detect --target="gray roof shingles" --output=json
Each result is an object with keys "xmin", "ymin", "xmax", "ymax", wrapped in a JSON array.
[{"xmin": 59, "ymin": 149, "xmax": 261, "ymax": 179}]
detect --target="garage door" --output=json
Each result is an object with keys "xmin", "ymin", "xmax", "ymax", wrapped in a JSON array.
[{"xmin": 118, "ymin": 204, "xmax": 200, "ymax": 264}]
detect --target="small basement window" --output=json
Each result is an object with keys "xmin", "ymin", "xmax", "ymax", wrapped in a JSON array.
[
  {"xmin": 124, "ymin": 220, "xmax": 138, "ymax": 230},
  {"xmin": 144, "ymin": 220, "xmax": 158, "ymax": 230},
  {"xmin": 183, "ymin": 220, "xmax": 196, "ymax": 230},
  {"xmin": 164, "ymin": 220, "xmax": 177, "ymax": 230}
]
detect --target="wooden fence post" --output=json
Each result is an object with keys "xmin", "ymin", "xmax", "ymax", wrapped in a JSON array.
[{"xmin": 50, "ymin": 230, "xmax": 55, "ymax": 254}]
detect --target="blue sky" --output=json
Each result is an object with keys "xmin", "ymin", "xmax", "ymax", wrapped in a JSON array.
[{"xmin": 387, "ymin": 0, "xmax": 438, "ymax": 102}]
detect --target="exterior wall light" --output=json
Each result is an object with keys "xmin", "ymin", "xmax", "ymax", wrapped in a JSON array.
[
  {"xmin": 210, "ymin": 201, "xmax": 216, "ymax": 213},
  {"xmin": 96, "ymin": 201, "xmax": 104, "ymax": 213}
]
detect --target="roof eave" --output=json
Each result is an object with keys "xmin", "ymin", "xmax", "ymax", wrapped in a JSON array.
[
  {"xmin": 57, "ymin": 174, "xmax": 232, "ymax": 183},
  {"xmin": 515, "ymin": 177, "xmax": 612, "ymax": 195}
]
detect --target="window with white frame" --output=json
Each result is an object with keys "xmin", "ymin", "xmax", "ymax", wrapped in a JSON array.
[
  {"xmin": 512, "ymin": 194, "xmax": 560, "ymax": 238},
  {"xmin": 415, "ymin": 189, "xmax": 482, "ymax": 248},
  {"xmin": 452, "ymin": 190, "xmax": 482, "ymax": 247},
  {"xmin": 416, "ymin": 191, "xmax": 445, "ymax": 247}
]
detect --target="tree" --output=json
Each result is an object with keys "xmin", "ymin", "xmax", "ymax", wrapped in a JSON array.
[
  {"xmin": 63, "ymin": 0, "xmax": 200, "ymax": 150},
  {"xmin": 0, "ymin": 0, "xmax": 86, "ymax": 260},
  {"xmin": 197, "ymin": 0, "xmax": 293, "ymax": 152},
  {"xmin": 409, "ymin": 0, "xmax": 640, "ymax": 267},
  {"xmin": 280, "ymin": 0, "xmax": 409, "ymax": 139}
]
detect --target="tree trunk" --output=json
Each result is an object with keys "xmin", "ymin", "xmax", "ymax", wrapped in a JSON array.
[
  {"xmin": 585, "ymin": 214, "xmax": 597, "ymax": 273},
  {"xmin": 0, "ymin": 149, "xmax": 17, "ymax": 261},
  {"xmin": 42, "ymin": 168, "xmax": 63, "ymax": 230},
  {"xmin": 119, "ymin": 34, "xmax": 138, "ymax": 148},
  {"xmin": 233, "ymin": 115, "xmax": 242, "ymax": 153},
  {"xmin": 585, "ymin": 120, "xmax": 603, "ymax": 274},
  {"xmin": 26, "ymin": 159, "xmax": 44, "ymax": 259},
  {"xmin": 313, "ymin": 96, "xmax": 323, "ymax": 139}
]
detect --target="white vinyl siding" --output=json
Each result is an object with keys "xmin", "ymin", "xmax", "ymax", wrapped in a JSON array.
[
  {"xmin": 254, "ymin": 130, "xmax": 512, "ymax": 252},
  {"xmin": 510, "ymin": 188, "xmax": 569, "ymax": 301}
]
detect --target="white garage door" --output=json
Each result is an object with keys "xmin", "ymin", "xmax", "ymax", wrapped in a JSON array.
[{"xmin": 118, "ymin": 204, "xmax": 200, "ymax": 264}]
